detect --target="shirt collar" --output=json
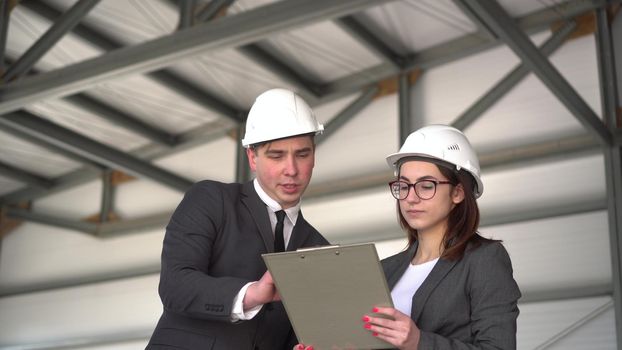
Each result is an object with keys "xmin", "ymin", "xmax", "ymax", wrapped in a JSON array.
[{"xmin": 253, "ymin": 178, "xmax": 301, "ymax": 223}]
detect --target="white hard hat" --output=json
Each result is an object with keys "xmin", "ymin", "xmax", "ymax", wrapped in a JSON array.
[
  {"xmin": 242, "ymin": 88, "xmax": 324, "ymax": 148},
  {"xmin": 386, "ymin": 124, "xmax": 483, "ymax": 198}
]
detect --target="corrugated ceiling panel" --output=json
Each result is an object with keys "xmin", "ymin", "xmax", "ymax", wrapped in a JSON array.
[
  {"xmin": 518, "ymin": 296, "xmax": 615, "ymax": 349},
  {"xmin": 360, "ymin": 0, "xmax": 477, "ymax": 53},
  {"xmin": 0, "ymin": 129, "xmax": 82, "ymax": 178},
  {"xmin": 263, "ymin": 21, "xmax": 383, "ymax": 82}
]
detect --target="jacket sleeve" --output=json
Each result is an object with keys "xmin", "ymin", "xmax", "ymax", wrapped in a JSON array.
[
  {"xmin": 419, "ymin": 242, "xmax": 521, "ymax": 350},
  {"xmin": 158, "ymin": 181, "xmax": 249, "ymax": 322}
]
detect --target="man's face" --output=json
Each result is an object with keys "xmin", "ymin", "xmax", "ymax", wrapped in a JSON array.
[{"xmin": 247, "ymin": 135, "xmax": 315, "ymax": 209}]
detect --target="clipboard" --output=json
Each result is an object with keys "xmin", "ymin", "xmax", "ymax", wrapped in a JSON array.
[{"xmin": 262, "ymin": 243, "xmax": 393, "ymax": 350}]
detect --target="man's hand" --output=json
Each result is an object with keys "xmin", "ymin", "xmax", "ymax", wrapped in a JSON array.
[{"xmin": 243, "ymin": 270, "xmax": 280, "ymax": 310}]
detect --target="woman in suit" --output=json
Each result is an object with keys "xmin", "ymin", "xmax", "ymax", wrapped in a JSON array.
[
  {"xmin": 297, "ymin": 125, "xmax": 520, "ymax": 350},
  {"xmin": 369, "ymin": 124, "xmax": 521, "ymax": 349}
]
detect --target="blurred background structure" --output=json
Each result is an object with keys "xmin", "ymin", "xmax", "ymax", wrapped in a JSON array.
[{"xmin": 0, "ymin": 0, "xmax": 621, "ymax": 348}]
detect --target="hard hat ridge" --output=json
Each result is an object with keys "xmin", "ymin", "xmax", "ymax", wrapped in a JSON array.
[{"xmin": 242, "ymin": 88, "xmax": 324, "ymax": 148}]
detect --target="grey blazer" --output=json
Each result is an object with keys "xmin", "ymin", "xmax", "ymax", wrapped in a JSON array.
[
  {"xmin": 147, "ymin": 180, "xmax": 329, "ymax": 350},
  {"xmin": 382, "ymin": 240, "xmax": 521, "ymax": 349}
]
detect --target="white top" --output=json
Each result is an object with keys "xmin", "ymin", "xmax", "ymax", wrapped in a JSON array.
[
  {"xmin": 231, "ymin": 178, "xmax": 301, "ymax": 321},
  {"xmin": 391, "ymin": 258, "xmax": 439, "ymax": 317}
]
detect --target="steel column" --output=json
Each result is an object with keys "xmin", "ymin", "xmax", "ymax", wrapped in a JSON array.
[
  {"xmin": 398, "ymin": 73, "xmax": 412, "ymax": 144},
  {"xmin": 596, "ymin": 6, "xmax": 622, "ymax": 349},
  {"xmin": 235, "ymin": 125, "xmax": 250, "ymax": 183},
  {"xmin": 0, "ymin": 0, "xmax": 9, "ymax": 73},
  {"xmin": 178, "ymin": 0, "xmax": 196, "ymax": 30}
]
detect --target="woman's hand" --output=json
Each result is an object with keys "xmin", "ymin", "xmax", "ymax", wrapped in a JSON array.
[
  {"xmin": 362, "ymin": 306, "xmax": 421, "ymax": 350},
  {"xmin": 293, "ymin": 344, "xmax": 313, "ymax": 350}
]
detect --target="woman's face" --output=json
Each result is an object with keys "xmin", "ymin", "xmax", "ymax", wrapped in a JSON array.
[{"xmin": 397, "ymin": 161, "xmax": 464, "ymax": 236}]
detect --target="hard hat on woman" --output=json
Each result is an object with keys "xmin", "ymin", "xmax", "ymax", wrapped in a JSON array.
[{"xmin": 386, "ymin": 124, "xmax": 484, "ymax": 198}]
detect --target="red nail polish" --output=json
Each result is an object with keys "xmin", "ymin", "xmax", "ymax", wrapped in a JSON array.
[
  {"xmin": 373, "ymin": 332, "xmax": 378, "ymax": 337},
  {"xmin": 364, "ymin": 323, "xmax": 372, "ymax": 329},
  {"xmin": 362, "ymin": 315, "xmax": 370, "ymax": 322},
  {"xmin": 308, "ymin": 347, "xmax": 314, "ymax": 350},
  {"xmin": 372, "ymin": 307, "xmax": 379, "ymax": 313},
  {"xmin": 297, "ymin": 345, "xmax": 304, "ymax": 350}
]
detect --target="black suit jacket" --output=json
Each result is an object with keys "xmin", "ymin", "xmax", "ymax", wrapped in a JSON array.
[
  {"xmin": 382, "ymin": 240, "xmax": 521, "ymax": 349},
  {"xmin": 147, "ymin": 180, "xmax": 329, "ymax": 350}
]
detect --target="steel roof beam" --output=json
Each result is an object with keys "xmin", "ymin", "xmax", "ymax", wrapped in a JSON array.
[
  {"xmin": 0, "ymin": 0, "xmax": 393, "ymax": 115},
  {"xmin": 335, "ymin": 16, "xmax": 405, "ymax": 70},
  {"xmin": 450, "ymin": 0, "xmax": 497, "ymax": 40},
  {"xmin": 3, "ymin": 0, "xmax": 100, "ymax": 82},
  {"xmin": 190, "ymin": 0, "xmax": 324, "ymax": 98},
  {"xmin": 0, "ymin": 122, "xmax": 105, "ymax": 171},
  {"xmin": 316, "ymin": 0, "xmax": 612, "ymax": 106},
  {"xmin": 452, "ymin": 20, "xmax": 577, "ymax": 131},
  {"xmin": 0, "ymin": 119, "xmax": 235, "ymax": 205},
  {"xmin": 0, "ymin": 0, "xmax": 607, "ymax": 205},
  {"xmin": 63, "ymin": 94, "xmax": 178, "ymax": 147},
  {"xmin": 5, "ymin": 206, "xmax": 97, "ymax": 233},
  {"xmin": 460, "ymin": 0, "xmax": 613, "ymax": 146},
  {"xmin": 0, "ymin": 161, "xmax": 54, "ymax": 189},
  {"xmin": 316, "ymin": 86, "xmax": 378, "ymax": 146},
  {"xmin": 0, "ymin": 111, "xmax": 194, "ymax": 192},
  {"xmin": 238, "ymin": 43, "xmax": 323, "ymax": 98},
  {"xmin": 18, "ymin": 0, "xmax": 244, "ymax": 124}
]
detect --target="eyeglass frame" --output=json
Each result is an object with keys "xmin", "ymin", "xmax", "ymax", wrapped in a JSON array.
[{"xmin": 388, "ymin": 179, "xmax": 455, "ymax": 200}]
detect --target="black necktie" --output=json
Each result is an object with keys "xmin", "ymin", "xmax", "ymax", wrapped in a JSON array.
[{"xmin": 274, "ymin": 210, "xmax": 286, "ymax": 252}]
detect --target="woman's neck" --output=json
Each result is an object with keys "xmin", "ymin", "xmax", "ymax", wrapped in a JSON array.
[{"xmin": 412, "ymin": 228, "xmax": 444, "ymax": 265}]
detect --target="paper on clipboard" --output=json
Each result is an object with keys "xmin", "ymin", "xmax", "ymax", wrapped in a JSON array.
[{"xmin": 262, "ymin": 243, "xmax": 393, "ymax": 350}]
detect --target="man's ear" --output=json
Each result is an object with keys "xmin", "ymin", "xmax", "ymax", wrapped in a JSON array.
[
  {"xmin": 452, "ymin": 183, "xmax": 466, "ymax": 204},
  {"xmin": 246, "ymin": 147, "xmax": 257, "ymax": 172}
]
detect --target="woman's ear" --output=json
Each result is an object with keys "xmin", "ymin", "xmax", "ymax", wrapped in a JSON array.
[{"xmin": 452, "ymin": 183, "xmax": 466, "ymax": 204}]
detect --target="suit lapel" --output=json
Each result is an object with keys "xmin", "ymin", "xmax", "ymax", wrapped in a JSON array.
[
  {"xmin": 241, "ymin": 181, "xmax": 274, "ymax": 252},
  {"xmin": 286, "ymin": 211, "xmax": 311, "ymax": 251},
  {"xmin": 410, "ymin": 254, "xmax": 459, "ymax": 323}
]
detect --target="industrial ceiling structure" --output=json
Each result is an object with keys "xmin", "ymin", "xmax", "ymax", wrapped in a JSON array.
[{"xmin": 0, "ymin": 0, "xmax": 621, "ymax": 349}]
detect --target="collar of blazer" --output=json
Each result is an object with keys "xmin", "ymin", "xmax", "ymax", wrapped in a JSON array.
[
  {"xmin": 240, "ymin": 181, "xmax": 313, "ymax": 252},
  {"xmin": 385, "ymin": 241, "xmax": 459, "ymax": 322}
]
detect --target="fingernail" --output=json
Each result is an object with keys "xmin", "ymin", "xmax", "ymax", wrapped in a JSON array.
[
  {"xmin": 362, "ymin": 315, "xmax": 370, "ymax": 322},
  {"xmin": 308, "ymin": 347, "xmax": 314, "ymax": 350},
  {"xmin": 373, "ymin": 332, "xmax": 378, "ymax": 337},
  {"xmin": 372, "ymin": 307, "xmax": 379, "ymax": 313},
  {"xmin": 364, "ymin": 323, "xmax": 372, "ymax": 329},
  {"xmin": 297, "ymin": 345, "xmax": 304, "ymax": 350}
]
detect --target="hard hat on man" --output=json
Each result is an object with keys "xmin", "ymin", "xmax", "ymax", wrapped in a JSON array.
[{"xmin": 242, "ymin": 88, "xmax": 324, "ymax": 148}]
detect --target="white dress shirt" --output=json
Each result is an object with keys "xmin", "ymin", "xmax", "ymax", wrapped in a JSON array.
[{"xmin": 230, "ymin": 179, "xmax": 301, "ymax": 321}]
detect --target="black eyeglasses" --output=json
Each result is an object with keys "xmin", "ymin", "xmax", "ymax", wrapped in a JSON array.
[{"xmin": 388, "ymin": 179, "xmax": 455, "ymax": 200}]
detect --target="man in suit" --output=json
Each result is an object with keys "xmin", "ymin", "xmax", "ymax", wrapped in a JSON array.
[{"xmin": 146, "ymin": 88, "xmax": 330, "ymax": 350}]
